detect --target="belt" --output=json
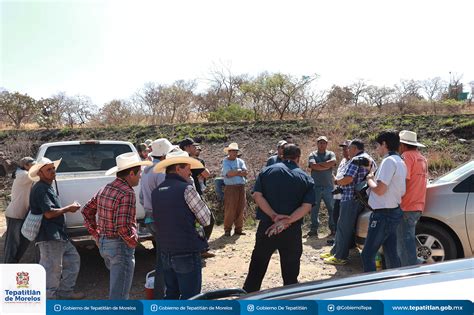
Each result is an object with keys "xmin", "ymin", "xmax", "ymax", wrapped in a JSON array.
[{"xmin": 372, "ymin": 207, "xmax": 400, "ymax": 212}]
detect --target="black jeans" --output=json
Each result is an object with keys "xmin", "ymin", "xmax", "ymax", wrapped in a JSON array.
[
  {"xmin": 153, "ymin": 240, "xmax": 165, "ymax": 299},
  {"xmin": 243, "ymin": 222, "xmax": 302, "ymax": 293},
  {"xmin": 203, "ymin": 212, "xmax": 215, "ymax": 240},
  {"xmin": 333, "ymin": 199, "xmax": 341, "ymax": 232},
  {"xmin": 4, "ymin": 217, "xmax": 30, "ymax": 263}
]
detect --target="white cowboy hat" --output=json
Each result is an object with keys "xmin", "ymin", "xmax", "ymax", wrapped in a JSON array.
[
  {"xmin": 28, "ymin": 157, "xmax": 62, "ymax": 181},
  {"xmin": 150, "ymin": 138, "xmax": 178, "ymax": 157},
  {"xmin": 105, "ymin": 152, "xmax": 152, "ymax": 176},
  {"xmin": 399, "ymin": 130, "xmax": 426, "ymax": 148},
  {"xmin": 153, "ymin": 150, "xmax": 204, "ymax": 173},
  {"xmin": 223, "ymin": 142, "xmax": 240, "ymax": 154}
]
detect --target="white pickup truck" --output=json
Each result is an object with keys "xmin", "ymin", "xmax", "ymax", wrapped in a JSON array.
[{"xmin": 35, "ymin": 140, "xmax": 151, "ymax": 240}]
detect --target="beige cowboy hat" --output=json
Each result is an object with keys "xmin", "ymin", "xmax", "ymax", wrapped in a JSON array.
[
  {"xmin": 153, "ymin": 150, "xmax": 204, "ymax": 173},
  {"xmin": 223, "ymin": 142, "xmax": 240, "ymax": 154},
  {"xmin": 105, "ymin": 152, "xmax": 152, "ymax": 176},
  {"xmin": 150, "ymin": 138, "xmax": 178, "ymax": 157},
  {"xmin": 28, "ymin": 157, "xmax": 62, "ymax": 181},
  {"xmin": 399, "ymin": 130, "xmax": 426, "ymax": 148}
]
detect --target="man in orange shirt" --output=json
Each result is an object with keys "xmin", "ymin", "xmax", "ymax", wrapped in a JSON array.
[{"xmin": 397, "ymin": 130, "xmax": 428, "ymax": 267}]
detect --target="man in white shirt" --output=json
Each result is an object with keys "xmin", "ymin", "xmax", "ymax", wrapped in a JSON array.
[
  {"xmin": 361, "ymin": 130, "xmax": 406, "ymax": 272},
  {"xmin": 4, "ymin": 157, "xmax": 35, "ymax": 263}
]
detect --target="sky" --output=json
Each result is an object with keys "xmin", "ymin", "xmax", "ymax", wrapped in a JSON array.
[{"xmin": 1, "ymin": 0, "xmax": 473, "ymax": 105}]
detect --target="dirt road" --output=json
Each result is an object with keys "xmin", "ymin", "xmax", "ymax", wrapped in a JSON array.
[{"xmin": 0, "ymin": 210, "xmax": 362, "ymax": 299}]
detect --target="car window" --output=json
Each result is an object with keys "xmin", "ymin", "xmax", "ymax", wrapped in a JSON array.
[
  {"xmin": 453, "ymin": 174, "xmax": 474, "ymax": 193},
  {"xmin": 44, "ymin": 144, "xmax": 132, "ymax": 172},
  {"xmin": 433, "ymin": 160, "xmax": 474, "ymax": 184}
]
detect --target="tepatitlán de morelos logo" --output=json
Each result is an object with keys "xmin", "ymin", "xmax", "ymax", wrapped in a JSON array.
[
  {"xmin": 16, "ymin": 272, "xmax": 29, "ymax": 288},
  {"xmin": 1, "ymin": 264, "xmax": 46, "ymax": 315},
  {"xmin": 4, "ymin": 271, "xmax": 41, "ymax": 303}
]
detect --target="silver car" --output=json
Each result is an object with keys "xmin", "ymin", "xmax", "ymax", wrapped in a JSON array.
[
  {"xmin": 191, "ymin": 258, "xmax": 474, "ymax": 300},
  {"xmin": 356, "ymin": 160, "xmax": 474, "ymax": 263}
]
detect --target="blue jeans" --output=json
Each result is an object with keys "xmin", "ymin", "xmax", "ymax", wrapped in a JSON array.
[
  {"xmin": 4, "ymin": 217, "xmax": 30, "ymax": 263},
  {"xmin": 396, "ymin": 211, "xmax": 422, "ymax": 267},
  {"xmin": 37, "ymin": 240, "xmax": 80, "ymax": 299},
  {"xmin": 361, "ymin": 207, "xmax": 403, "ymax": 272},
  {"xmin": 161, "ymin": 251, "xmax": 202, "ymax": 300},
  {"xmin": 310, "ymin": 186, "xmax": 335, "ymax": 232},
  {"xmin": 331, "ymin": 199, "xmax": 361, "ymax": 260},
  {"xmin": 99, "ymin": 237, "xmax": 135, "ymax": 300}
]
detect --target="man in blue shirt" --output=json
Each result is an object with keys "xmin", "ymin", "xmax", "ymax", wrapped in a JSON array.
[
  {"xmin": 221, "ymin": 142, "xmax": 248, "ymax": 236},
  {"xmin": 265, "ymin": 140, "xmax": 287, "ymax": 167},
  {"xmin": 243, "ymin": 144, "xmax": 315, "ymax": 293}
]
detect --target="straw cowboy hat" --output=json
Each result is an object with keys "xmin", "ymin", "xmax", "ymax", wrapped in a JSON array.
[
  {"xmin": 105, "ymin": 152, "xmax": 152, "ymax": 176},
  {"xmin": 223, "ymin": 142, "xmax": 240, "ymax": 154},
  {"xmin": 399, "ymin": 130, "xmax": 426, "ymax": 148},
  {"xmin": 153, "ymin": 150, "xmax": 204, "ymax": 173},
  {"xmin": 28, "ymin": 157, "xmax": 61, "ymax": 181},
  {"xmin": 150, "ymin": 138, "xmax": 178, "ymax": 157}
]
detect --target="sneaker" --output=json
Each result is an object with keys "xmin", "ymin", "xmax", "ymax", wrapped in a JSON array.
[
  {"xmin": 323, "ymin": 256, "xmax": 348, "ymax": 265},
  {"xmin": 320, "ymin": 252, "xmax": 333, "ymax": 259},
  {"xmin": 234, "ymin": 231, "xmax": 246, "ymax": 235},
  {"xmin": 201, "ymin": 251, "xmax": 216, "ymax": 259},
  {"xmin": 224, "ymin": 231, "xmax": 231, "ymax": 237},
  {"xmin": 57, "ymin": 291, "xmax": 85, "ymax": 300},
  {"xmin": 306, "ymin": 230, "xmax": 318, "ymax": 238}
]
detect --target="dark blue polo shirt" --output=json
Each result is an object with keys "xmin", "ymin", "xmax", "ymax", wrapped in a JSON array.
[
  {"xmin": 253, "ymin": 161, "xmax": 316, "ymax": 225},
  {"xmin": 266, "ymin": 155, "xmax": 282, "ymax": 167},
  {"xmin": 30, "ymin": 180, "xmax": 68, "ymax": 242}
]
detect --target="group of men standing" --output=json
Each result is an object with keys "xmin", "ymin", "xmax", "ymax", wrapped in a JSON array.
[
  {"xmin": 316, "ymin": 131, "xmax": 427, "ymax": 273},
  {"xmin": 2, "ymin": 129, "xmax": 428, "ymax": 300},
  {"xmin": 245, "ymin": 130, "xmax": 427, "ymax": 291}
]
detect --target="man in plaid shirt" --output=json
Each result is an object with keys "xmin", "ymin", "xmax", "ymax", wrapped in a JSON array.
[
  {"xmin": 82, "ymin": 152, "xmax": 151, "ymax": 300},
  {"xmin": 321, "ymin": 139, "xmax": 376, "ymax": 265}
]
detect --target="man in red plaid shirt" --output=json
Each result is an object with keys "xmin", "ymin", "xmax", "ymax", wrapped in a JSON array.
[{"xmin": 82, "ymin": 152, "xmax": 151, "ymax": 300}]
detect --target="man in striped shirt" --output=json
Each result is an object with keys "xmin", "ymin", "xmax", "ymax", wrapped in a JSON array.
[{"xmin": 82, "ymin": 152, "xmax": 152, "ymax": 300}]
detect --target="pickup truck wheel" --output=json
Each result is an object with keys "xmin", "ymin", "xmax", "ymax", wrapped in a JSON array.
[{"xmin": 416, "ymin": 222, "xmax": 457, "ymax": 263}]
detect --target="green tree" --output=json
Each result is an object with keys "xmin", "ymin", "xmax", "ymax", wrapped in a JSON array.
[{"xmin": 0, "ymin": 91, "xmax": 38, "ymax": 128}]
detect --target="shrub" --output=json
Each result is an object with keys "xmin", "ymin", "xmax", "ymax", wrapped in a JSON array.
[{"xmin": 208, "ymin": 104, "xmax": 254, "ymax": 122}]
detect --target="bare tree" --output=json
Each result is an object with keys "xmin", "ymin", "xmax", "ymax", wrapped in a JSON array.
[
  {"xmin": 207, "ymin": 62, "xmax": 248, "ymax": 107},
  {"xmin": 364, "ymin": 85, "xmax": 395, "ymax": 112},
  {"xmin": 349, "ymin": 79, "xmax": 368, "ymax": 107},
  {"xmin": 97, "ymin": 99, "xmax": 133, "ymax": 126},
  {"xmin": 293, "ymin": 87, "xmax": 326, "ymax": 119},
  {"xmin": 36, "ymin": 97, "xmax": 63, "ymax": 128},
  {"xmin": 421, "ymin": 77, "xmax": 447, "ymax": 114},
  {"xmin": 133, "ymin": 82, "xmax": 163, "ymax": 124},
  {"xmin": 394, "ymin": 79, "xmax": 422, "ymax": 114},
  {"xmin": 160, "ymin": 80, "xmax": 196, "ymax": 123}
]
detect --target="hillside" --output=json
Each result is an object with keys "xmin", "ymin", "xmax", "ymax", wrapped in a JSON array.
[{"xmin": 1, "ymin": 114, "xmax": 472, "ymax": 222}]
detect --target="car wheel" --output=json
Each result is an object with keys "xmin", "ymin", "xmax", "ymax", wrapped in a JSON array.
[{"xmin": 416, "ymin": 223, "xmax": 457, "ymax": 263}]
